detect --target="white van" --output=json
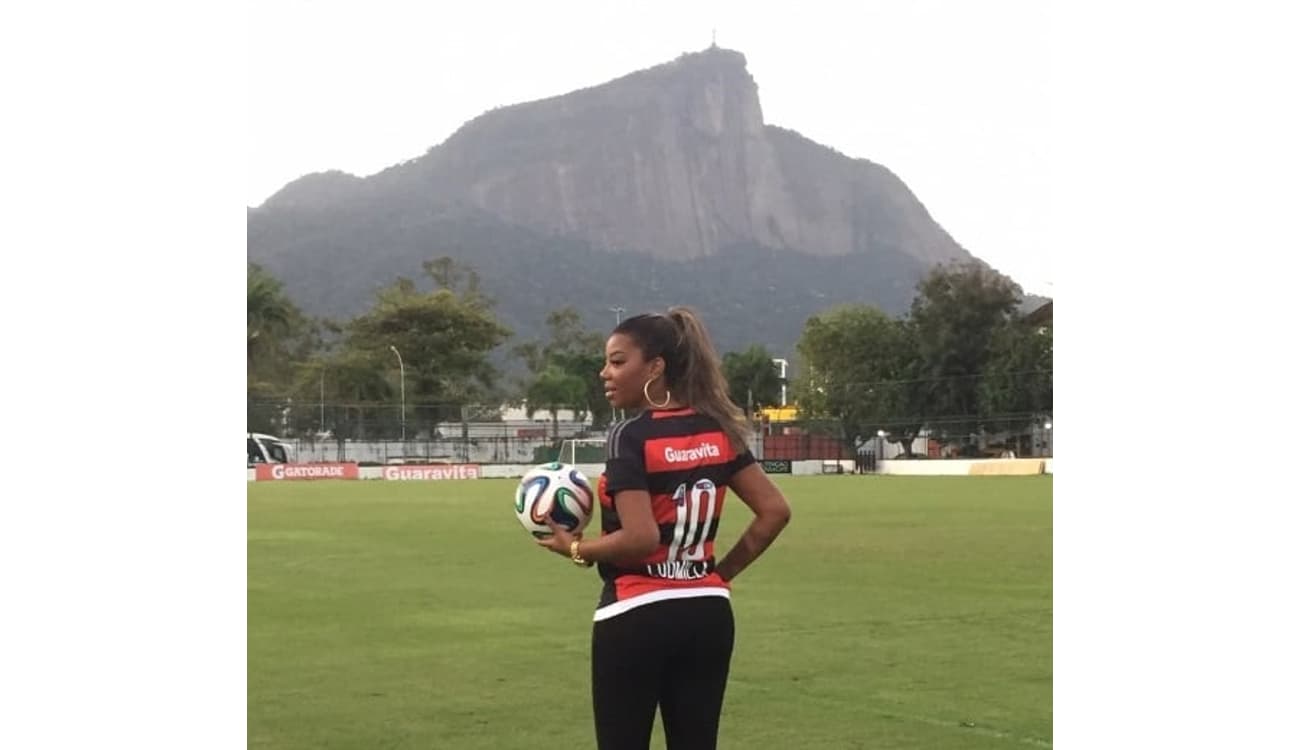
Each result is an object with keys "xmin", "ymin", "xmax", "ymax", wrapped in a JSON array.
[{"xmin": 247, "ymin": 433, "xmax": 293, "ymax": 465}]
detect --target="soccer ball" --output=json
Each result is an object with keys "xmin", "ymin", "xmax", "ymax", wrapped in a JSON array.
[{"xmin": 514, "ymin": 462, "xmax": 595, "ymax": 538}]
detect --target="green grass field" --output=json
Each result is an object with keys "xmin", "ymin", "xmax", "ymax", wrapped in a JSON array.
[{"xmin": 249, "ymin": 475, "xmax": 1051, "ymax": 749}]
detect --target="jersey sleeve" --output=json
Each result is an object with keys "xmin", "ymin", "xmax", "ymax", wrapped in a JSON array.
[
  {"xmin": 603, "ymin": 420, "xmax": 648, "ymax": 495},
  {"xmin": 730, "ymin": 446, "xmax": 757, "ymax": 475}
]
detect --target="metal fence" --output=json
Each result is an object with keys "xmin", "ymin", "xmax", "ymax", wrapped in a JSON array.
[
  {"xmin": 761, "ymin": 414, "xmax": 1054, "ymax": 461},
  {"xmin": 250, "ymin": 399, "xmax": 1051, "ymax": 465},
  {"xmin": 278, "ymin": 435, "xmax": 599, "ymax": 466}
]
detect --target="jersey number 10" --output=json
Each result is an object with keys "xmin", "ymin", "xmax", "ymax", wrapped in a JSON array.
[{"xmin": 667, "ymin": 479, "xmax": 717, "ymax": 562}]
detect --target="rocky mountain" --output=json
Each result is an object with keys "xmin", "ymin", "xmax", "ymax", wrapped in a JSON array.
[{"xmin": 248, "ymin": 47, "xmax": 1002, "ymax": 354}]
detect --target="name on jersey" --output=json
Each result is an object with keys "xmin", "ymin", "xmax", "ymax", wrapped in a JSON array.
[
  {"xmin": 647, "ymin": 560, "xmax": 712, "ymax": 580},
  {"xmin": 645, "ymin": 431, "xmax": 732, "ymax": 473}
]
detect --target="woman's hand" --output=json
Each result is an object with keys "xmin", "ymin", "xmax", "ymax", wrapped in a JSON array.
[{"xmin": 534, "ymin": 518, "xmax": 577, "ymax": 557}]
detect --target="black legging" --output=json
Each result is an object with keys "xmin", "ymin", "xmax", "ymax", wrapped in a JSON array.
[{"xmin": 591, "ymin": 596, "xmax": 736, "ymax": 750}]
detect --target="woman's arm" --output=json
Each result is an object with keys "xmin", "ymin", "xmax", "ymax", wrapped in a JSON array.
[
  {"xmin": 714, "ymin": 463, "xmax": 792, "ymax": 582},
  {"xmin": 537, "ymin": 490, "xmax": 659, "ymax": 565}
]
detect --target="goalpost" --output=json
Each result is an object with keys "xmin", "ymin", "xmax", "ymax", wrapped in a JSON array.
[{"xmin": 556, "ymin": 437, "xmax": 607, "ymax": 465}]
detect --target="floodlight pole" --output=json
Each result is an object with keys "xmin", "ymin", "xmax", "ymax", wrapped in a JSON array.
[
  {"xmin": 389, "ymin": 345, "xmax": 406, "ymax": 442},
  {"xmin": 771, "ymin": 358, "xmax": 789, "ymax": 407}
]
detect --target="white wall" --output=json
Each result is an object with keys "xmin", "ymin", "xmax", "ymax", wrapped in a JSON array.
[
  {"xmin": 790, "ymin": 459, "xmax": 854, "ymax": 475},
  {"xmin": 877, "ymin": 459, "xmax": 1048, "ymax": 476},
  {"xmin": 878, "ymin": 459, "xmax": 979, "ymax": 476}
]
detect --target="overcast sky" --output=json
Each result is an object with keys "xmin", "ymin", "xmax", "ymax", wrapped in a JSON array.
[{"xmin": 249, "ymin": 0, "xmax": 1051, "ymax": 294}]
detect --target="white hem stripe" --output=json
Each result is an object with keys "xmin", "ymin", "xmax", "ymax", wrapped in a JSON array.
[{"xmin": 592, "ymin": 587, "xmax": 731, "ymax": 622}]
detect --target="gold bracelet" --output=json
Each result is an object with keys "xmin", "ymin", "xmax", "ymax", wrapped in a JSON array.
[{"xmin": 569, "ymin": 539, "xmax": 592, "ymax": 567}]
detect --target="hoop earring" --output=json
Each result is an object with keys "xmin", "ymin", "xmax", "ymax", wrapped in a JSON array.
[{"xmin": 643, "ymin": 377, "xmax": 671, "ymax": 409}]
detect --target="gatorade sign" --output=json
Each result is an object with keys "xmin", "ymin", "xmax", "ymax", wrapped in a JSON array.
[{"xmin": 255, "ymin": 462, "xmax": 359, "ymax": 481}]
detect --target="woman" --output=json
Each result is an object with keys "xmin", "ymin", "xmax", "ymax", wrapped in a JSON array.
[{"xmin": 537, "ymin": 306, "xmax": 792, "ymax": 750}]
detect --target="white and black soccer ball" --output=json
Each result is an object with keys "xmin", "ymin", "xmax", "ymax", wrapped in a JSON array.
[{"xmin": 514, "ymin": 462, "xmax": 595, "ymax": 538}]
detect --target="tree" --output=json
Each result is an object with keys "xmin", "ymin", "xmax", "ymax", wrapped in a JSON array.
[
  {"xmin": 978, "ymin": 322, "xmax": 1053, "ymax": 434},
  {"xmin": 794, "ymin": 305, "xmax": 925, "ymax": 457},
  {"xmin": 247, "ymin": 263, "xmax": 318, "ymax": 434},
  {"xmin": 247, "ymin": 263, "xmax": 305, "ymax": 380},
  {"xmin": 514, "ymin": 307, "xmax": 611, "ymax": 430},
  {"xmin": 423, "ymin": 256, "xmax": 487, "ymax": 301},
  {"xmin": 248, "ymin": 264, "xmax": 294, "ymax": 345},
  {"xmin": 342, "ymin": 262, "xmax": 511, "ymax": 439},
  {"xmin": 295, "ymin": 349, "xmax": 395, "ymax": 441},
  {"xmin": 722, "ymin": 345, "xmax": 782, "ymax": 416},
  {"xmin": 278, "ymin": 318, "xmax": 396, "ymax": 441},
  {"xmin": 525, "ymin": 366, "xmax": 588, "ymax": 439},
  {"xmin": 909, "ymin": 261, "xmax": 1023, "ymax": 443}
]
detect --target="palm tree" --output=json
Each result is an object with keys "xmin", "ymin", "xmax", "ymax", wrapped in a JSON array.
[
  {"xmin": 247, "ymin": 263, "xmax": 297, "ymax": 362},
  {"xmin": 722, "ymin": 345, "xmax": 783, "ymax": 416}
]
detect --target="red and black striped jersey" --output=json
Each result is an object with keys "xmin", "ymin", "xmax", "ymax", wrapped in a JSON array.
[{"xmin": 593, "ymin": 407, "xmax": 755, "ymax": 621}]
